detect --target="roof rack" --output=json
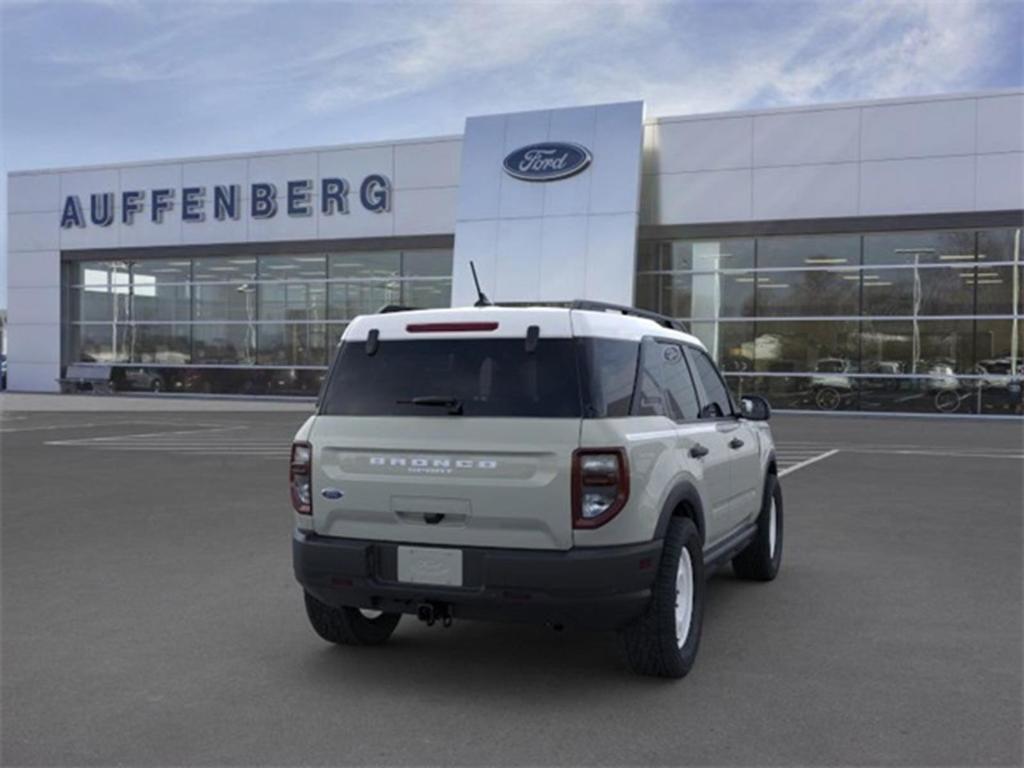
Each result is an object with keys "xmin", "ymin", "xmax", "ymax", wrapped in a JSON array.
[{"xmin": 569, "ymin": 300, "xmax": 689, "ymax": 333}]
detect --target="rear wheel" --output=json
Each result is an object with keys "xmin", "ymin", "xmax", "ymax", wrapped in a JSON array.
[
  {"xmin": 303, "ymin": 591, "xmax": 401, "ymax": 646},
  {"xmin": 934, "ymin": 389, "xmax": 961, "ymax": 413},
  {"xmin": 814, "ymin": 387, "xmax": 841, "ymax": 410},
  {"xmin": 621, "ymin": 517, "xmax": 705, "ymax": 679},
  {"xmin": 733, "ymin": 474, "xmax": 783, "ymax": 581}
]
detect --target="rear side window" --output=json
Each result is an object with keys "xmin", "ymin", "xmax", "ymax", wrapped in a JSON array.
[
  {"xmin": 689, "ymin": 348, "xmax": 734, "ymax": 417},
  {"xmin": 634, "ymin": 339, "xmax": 700, "ymax": 421},
  {"xmin": 320, "ymin": 338, "xmax": 581, "ymax": 417},
  {"xmin": 577, "ymin": 338, "xmax": 639, "ymax": 418}
]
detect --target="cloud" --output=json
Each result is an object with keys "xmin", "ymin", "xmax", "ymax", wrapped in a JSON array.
[
  {"xmin": 295, "ymin": 0, "xmax": 1019, "ymax": 118},
  {"xmin": 302, "ymin": 1, "xmax": 661, "ymax": 112}
]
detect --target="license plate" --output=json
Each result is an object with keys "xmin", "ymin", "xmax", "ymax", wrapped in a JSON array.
[{"xmin": 397, "ymin": 546, "xmax": 463, "ymax": 587}]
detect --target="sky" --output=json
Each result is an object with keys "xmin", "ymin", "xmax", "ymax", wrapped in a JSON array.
[{"xmin": 2, "ymin": 0, "xmax": 1022, "ymax": 307}]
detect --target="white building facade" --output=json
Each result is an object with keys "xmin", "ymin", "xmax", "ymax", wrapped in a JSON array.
[{"xmin": 6, "ymin": 90, "xmax": 1023, "ymax": 414}]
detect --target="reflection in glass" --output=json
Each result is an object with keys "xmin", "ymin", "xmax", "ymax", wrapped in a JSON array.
[
  {"xmin": 257, "ymin": 324, "xmax": 327, "ymax": 366},
  {"xmin": 859, "ymin": 265, "xmax": 975, "ymax": 316},
  {"xmin": 972, "ymin": 265, "xmax": 1017, "ymax": 315},
  {"xmin": 131, "ymin": 259, "xmax": 191, "ymax": 284},
  {"xmin": 61, "ymin": 249, "xmax": 453, "ymax": 396},
  {"xmin": 401, "ymin": 250, "xmax": 453, "ymax": 278},
  {"xmin": 863, "ymin": 230, "xmax": 976, "ymax": 265},
  {"xmin": 132, "ymin": 324, "xmax": 191, "ymax": 364},
  {"xmin": 192, "ymin": 323, "xmax": 256, "ymax": 365},
  {"xmin": 861, "ymin": 319, "xmax": 974, "ymax": 375},
  {"xmin": 329, "ymin": 251, "xmax": 400, "ymax": 279},
  {"xmin": 258, "ymin": 282, "xmax": 326, "ymax": 321},
  {"xmin": 636, "ymin": 239, "xmax": 755, "ymax": 272},
  {"xmin": 70, "ymin": 324, "xmax": 130, "ymax": 364},
  {"xmin": 756, "ymin": 235, "xmax": 859, "ymax": 269},
  {"xmin": 751, "ymin": 321, "xmax": 859, "ymax": 373},
  {"xmin": 754, "ymin": 270, "xmax": 858, "ymax": 316},
  {"xmin": 717, "ymin": 322, "xmax": 756, "ymax": 372},
  {"xmin": 67, "ymin": 286, "xmax": 131, "ymax": 323},
  {"xmin": 328, "ymin": 280, "xmax": 401, "ymax": 320},
  {"xmin": 194, "ymin": 282, "xmax": 258, "ymax": 321},
  {"xmin": 71, "ymin": 260, "xmax": 131, "ymax": 288},
  {"xmin": 192, "ymin": 256, "xmax": 257, "ymax": 282},
  {"xmin": 404, "ymin": 280, "xmax": 452, "ymax": 310},
  {"xmin": 131, "ymin": 282, "xmax": 190, "ymax": 322},
  {"xmin": 261, "ymin": 254, "xmax": 326, "ymax": 281}
]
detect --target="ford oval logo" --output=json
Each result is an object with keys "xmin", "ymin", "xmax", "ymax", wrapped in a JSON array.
[
  {"xmin": 503, "ymin": 142, "xmax": 592, "ymax": 182},
  {"xmin": 321, "ymin": 488, "xmax": 344, "ymax": 500}
]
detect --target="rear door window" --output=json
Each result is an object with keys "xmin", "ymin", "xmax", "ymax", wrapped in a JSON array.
[
  {"xmin": 634, "ymin": 338, "xmax": 700, "ymax": 421},
  {"xmin": 320, "ymin": 338, "xmax": 581, "ymax": 417}
]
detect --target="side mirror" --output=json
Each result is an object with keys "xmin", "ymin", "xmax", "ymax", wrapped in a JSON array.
[{"xmin": 740, "ymin": 395, "xmax": 771, "ymax": 421}]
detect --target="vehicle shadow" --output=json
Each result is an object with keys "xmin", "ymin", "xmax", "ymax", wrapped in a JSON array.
[{"xmin": 291, "ymin": 568, "xmax": 760, "ymax": 696}]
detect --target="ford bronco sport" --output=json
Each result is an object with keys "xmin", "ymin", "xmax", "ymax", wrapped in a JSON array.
[{"xmin": 291, "ymin": 301, "xmax": 781, "ymax": 678}]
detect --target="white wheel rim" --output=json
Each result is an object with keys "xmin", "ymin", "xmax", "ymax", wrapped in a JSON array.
[
  {"xmin": 359, "ymin": 608, "xmax": 383, "ymax": 620},
  {"xmin": 768, "ymin": 498, "xmax": 777, "ymax": 558},
  {"xmin": 675, "ymin": 549, "xmax": 694, "ymax": 648}
]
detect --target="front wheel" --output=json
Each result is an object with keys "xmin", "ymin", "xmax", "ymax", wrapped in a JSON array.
[
  {"xmin": 733, "ymin": 474, "xmax": 783, "ymax": 581},
  {"xmin": 620, "ymin": 517, "xmax": 705, "ymax": 679},
  {"xmin": 303, "ymin": 591, "xmax": 401, "ymax": 646}
]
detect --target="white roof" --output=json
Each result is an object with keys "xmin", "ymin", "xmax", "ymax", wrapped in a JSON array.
[{"xmin": 343, "ymin": 305, "xmax": 705, "ymax": 349}]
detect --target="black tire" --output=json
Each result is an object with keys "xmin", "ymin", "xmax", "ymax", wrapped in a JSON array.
[
  {"xmin": 303, "ymin": 591, "xmax": 401, "ymax": 646},
  {"xmin": 733, "ymin": 474, "xmax": 783, "ymax": 581},
  {"xmin": 934, "ymin": 389, "xmax": 960, "ymax": 413},
  {"xmin": 620, "ymin": 517, "xmax": 705, "ymax": 679},
  {"xmin": 814, "ymin": 387, "xmax": 841, "ymax": 411}
]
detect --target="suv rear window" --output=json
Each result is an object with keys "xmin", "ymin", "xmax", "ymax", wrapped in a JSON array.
[{"xmin": 320, "ymin": 339, "xmax": 582, "ymax": 418}]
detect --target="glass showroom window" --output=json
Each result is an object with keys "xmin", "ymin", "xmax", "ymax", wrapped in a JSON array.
[
  {"xmin": 63, "ymin": 248, "xmax": 453, "ymax": 395},
  {"xmin": 635, "ymin": 227, "xmax": 1022, "ymax": 414}
]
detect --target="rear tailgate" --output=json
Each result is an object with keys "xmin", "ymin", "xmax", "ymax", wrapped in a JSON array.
[
  {"xmin": 310, "ymin": 307, "xmax": 581, "ymax": 551},
  {"xmin": 310, "ymin": 417, "xmax": 578, "ymax": 550}
]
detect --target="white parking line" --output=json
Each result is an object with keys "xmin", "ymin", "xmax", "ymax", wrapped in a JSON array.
[
  {"xmin": 778, "ymin": 449, "xmax": 840, "ymax": 477},
  {"xmin": 46, "ymin": 425, "xmax": 247, "ymax": 445},
  {"xmin": 1, "ymin": 421, "xmax": 154, "ymax": 434},
  {"xmin": 42, "ymin": 423, "xmax": 289, "ymax": 456},
  {"xmin": 841, "ymin": 448, "xmax": 1024, "ymax": 460}
]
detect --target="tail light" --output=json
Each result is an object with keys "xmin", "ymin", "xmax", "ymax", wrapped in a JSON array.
[
  {"xmin": 290, "ymin": 441, "xmax": 312, "ymax": 514},
  {"xmin": 572, "ymin": 448, "xmax": 629, "ymax": 529}
]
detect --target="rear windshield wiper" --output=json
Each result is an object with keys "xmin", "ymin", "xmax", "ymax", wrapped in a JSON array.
[{"xmin": 397, "ymin": 395, "xmax": 464, "ymax": 415}]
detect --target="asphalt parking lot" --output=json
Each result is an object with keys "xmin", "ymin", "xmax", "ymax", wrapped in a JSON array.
[{"xmin": 1, "ymin": 398, "xmax": 1021, "ymax": 766}]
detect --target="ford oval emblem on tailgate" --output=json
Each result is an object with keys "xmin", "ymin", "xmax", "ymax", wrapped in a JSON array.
[
  {"xmin": 321, "ymin": 488, "xmax": 344, "ymax": 500},
  {"xmin": 503, "ymin": 142, "xmax": 592, "ymax": 182}
]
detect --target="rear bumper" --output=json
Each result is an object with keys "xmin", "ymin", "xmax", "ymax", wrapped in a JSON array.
[{"xmin": 293, "ymin": 530, "xmax": 662, "ymax": 630}]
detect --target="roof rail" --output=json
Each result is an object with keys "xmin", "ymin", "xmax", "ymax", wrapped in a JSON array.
[
  {"xmin": 569, "ymin": 300, "xmax": 689, "ymax": 333},
  {"xmin": 376, "ymin": 304, "xmax": 421, "ymax": 314}
]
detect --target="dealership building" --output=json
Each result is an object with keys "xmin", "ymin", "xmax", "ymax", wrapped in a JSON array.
[{"xmin": 5, "ymin": 90, "xmax": 1022, "ymax": 414}]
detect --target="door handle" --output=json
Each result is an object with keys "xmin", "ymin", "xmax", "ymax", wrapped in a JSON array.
[
  {"xmin": 729, "ymin": 437, "xmax": 745, "ymax": 449},
  {"xmin": 690, "ymin": 444, "xmax": 709, "ymax": 459}
]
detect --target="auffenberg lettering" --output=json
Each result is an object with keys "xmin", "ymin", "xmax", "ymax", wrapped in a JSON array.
[{"xmin": 60, "ymin": 173, "xmax": 391, "ymax": 227}]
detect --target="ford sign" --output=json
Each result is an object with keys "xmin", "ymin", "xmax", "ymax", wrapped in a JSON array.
[{"xmin": 503, "ymin": 142, "xmax": 592, "ymax": 182}]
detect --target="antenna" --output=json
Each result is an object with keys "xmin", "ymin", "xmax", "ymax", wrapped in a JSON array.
[{"xmin": 469, "ymin": 260, "xmax": 492, "ymax": 307}]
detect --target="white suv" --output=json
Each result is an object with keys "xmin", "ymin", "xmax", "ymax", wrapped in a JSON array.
[{"xmin": 291, "ymin": 302, "xmax": 782, "ymax": 678}]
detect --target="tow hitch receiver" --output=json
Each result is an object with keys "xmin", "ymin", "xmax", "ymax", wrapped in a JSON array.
[{"xmin": 416, "ymin": 602, "xmax": 453, "ymax": 628}]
